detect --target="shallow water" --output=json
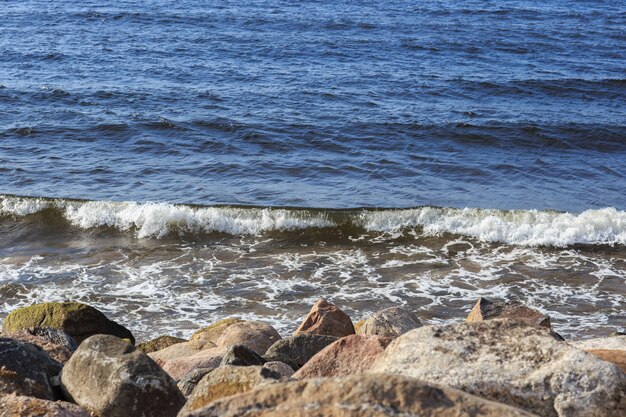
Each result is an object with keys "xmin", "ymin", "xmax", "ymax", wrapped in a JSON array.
[{"xmin": 1, "ymin": 1, "xmax": 625, "ymax": 339}]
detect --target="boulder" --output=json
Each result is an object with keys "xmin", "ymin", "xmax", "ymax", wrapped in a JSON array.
[
  {"xmin": 189, "ymin": 318, "xmax": 243, "ymax": 350},
  {"xmin": 262, "ymin": 361, "xmax": 294, "ymax": 378},
  {"xmin": 293, "ymin": 335, "xmax": 391, "ymax": 379},
  {"xmin": 294, "ymin": 299, "xmax": 355, "ymax": 338},
  {"xmin": 2, "ymin": 302, "xmax": 134, "ymax": 345},
  {"xmin": 149, "ymin": 341, "xmax": 205, "ymax": 363},
  {"xmin": 0, "ymin": 337, "xmax": 61, "ymax": 400},
  {"xmin": 586, "ymin": 349, "xmax": 626, "ymax": 372},
  {"xmin": 28, "ymin": 327, "xmax": 78, "ymax": 351},
  {"xmin": 177, "ymin": 368, "xmax": 214, "ymax": 397},
  {"xmin": 353, "ymin": 319, "xmax": 366, "ymax": 333},
  {"xmin": 263, "ymin": 333, "xmax": 337, "ymax": 369},
  {"xmin": 369, "ymin": 319, "xmax": 626, "ymax": 417},
  {"xmin": 161, "ymin": 347, "xmax": 226, "ymax": 381},
  {"xmin": 467, "ymin": 297, "xmax": 550, "ymax": 329},
  {"xmin": 216, "ymin": 321, "xmax": 280, "ymax": 356},
  {"xmin": 220, "ymin": 345, "xmax": 266, "ymax": 367},
  {"xmin": 2, "ymin": 331, "xmax": 73, "ymax": 363},
  {"xmin": 0, "ymin": 394, "xmax": 91, "ymax": 417},
  {"xmin": 138, "ymin": 335, "xmax": 186, "ymax": 354},
  {"xmin": 570, "ymin": 335, "xmax": 625, "ymax": 351},
  {"xmin": 179, "ymin": 374, "xmax": 537, "ymax": 417},
  {"xmin": 179, "ymin": 365, "xmax": 282, "ymax": 415},
  {"xmin": 359, "ymin": 306, "xmax": 422, "ymax": 338},
  {"xmin": 61, "ymin": 334, "xmax": 185, "ymax": 417}
]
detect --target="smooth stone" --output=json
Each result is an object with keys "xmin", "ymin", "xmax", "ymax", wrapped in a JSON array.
[
  {"xmin": 189, "ymin": 318, "xmax": 243, "ymax": 350},
  {"xmin": 263, "ymin": 333, "xmax": 337, "ymax": 369},
  {"xmin": 262, "ymin": 361, "xmax": 294, "ymax": 378},
  {"xmin": 467, "ymin": 297, "xmax": 551, "ymax": 329},
  {"xmin": 161, "ymin": 347, "xmax": 226, "ymax": 381},
  {"xmin": 179, "ymin": 374, "xmax": 538, "ymax": 417},
  {"xmin": 293, "ymin": 334, "xmax": 391, "ymax": 379},
  {"xmin": 149, "ymin": 341, "xmax": 212, "ymax": 363},
  {"xmin": 216, "ymin": 321, "xmax": 280, "ymax": 356},
  {"xmin": 0, "ymin": 394, "xmax": 91, "ymax": 417},
  {"xmin": 178, "ymin": 365, "xmax": 282, "ymax": 415},
  {"xmin": 369, "ymin": 319, "xmax": 626, "ymax": 417},
  {"xmin": 2, "ymin": 302, "xmax": 134, "ymax": 345},
  {"xmin": 220, "ymin": 344, "xmax": 266, "ymax": 367},
  {"xmin": 138, "ymin": 335, "xmax": 186, "ymax": 354},
  {"xmin": 294, "ymin": 299, "xmax": 355, "ymax": 338},
  {"xmin": 359, "ymin": 306, "xmax": 422, "ymax": 338},
  {"xmin": 0, "ymin": 337, "xmax": 61, "ymax": 400},
  {"xmin": 61, "ymin": 334, "xmax": 185, "ymax": 417}
]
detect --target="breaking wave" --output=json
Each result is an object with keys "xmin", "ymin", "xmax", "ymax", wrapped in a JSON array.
[{"xmin": 1, "ymin": 195, "xmax": 625, "ymax": 247}]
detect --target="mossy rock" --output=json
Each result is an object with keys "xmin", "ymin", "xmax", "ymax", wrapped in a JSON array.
[
  {"xmin": 137, "ymin": 335, "xmax": 186, "ymax": 354},
  {"xmin": 2, "ymin": 302, "xmax": 134, "ymax": 345},
  {"xmin": 189, "ymin": 318, "xmax": 243, "ymax": 349}
]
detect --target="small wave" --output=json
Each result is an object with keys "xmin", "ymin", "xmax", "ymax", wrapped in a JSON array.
[{"xmin": 1, "ymin": 195, "xmax": 625, "ymax": 246}]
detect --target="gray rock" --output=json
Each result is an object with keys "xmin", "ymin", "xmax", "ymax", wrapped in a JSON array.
[
  {"xmin": 29, "ymin": 327, "xmax": 79, "ymax": 351},
  {"xmin": 467, "ymin": 297, "xmax": 551, "ymax": 328},
  {"xmin": 177, "ymin": 368, "xmax": 214, "ymax": 397},
  {"xmin": 263, "ymin": 333, "xmax": 337, "ymax": 369},
  {"xmin": 0, "ymin": 337, "xmax": 61, "ymax": 400},
  {"xmin": 262, "ymin": 361, "xmax": 294, "ymax": 378},
  {"xmin": 569, "ymin": 335, "xmax": 625, "ymax": 351},
  {"xmin": 369, "ymin": 319, "xmax": 626, "ymax": 417},
  {"xmin": 220, "ymin": 344, "xmax": 266, "ymax": 367},
  {"xmin": 61, "ymin": 334, "xmax": 185, "ymax": 417},
  {"xmin": 359, "ymin": 306, "xmax": 422, "ymax": 338},
  {"xmin": 215, "ymin": 321, "xmax": 281, "ymax": 356},
  {"xmin": 179, "ymin": 374, "xmax": 537, "ymax": 417}
]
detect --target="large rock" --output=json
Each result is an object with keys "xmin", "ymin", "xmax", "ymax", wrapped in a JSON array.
[
  {"xmin": 220, "ymin": 344, "xmax": 266, "ymax": 367},
  {"xmin": 177, "ymin": 368, "xmax": 214, "ymax": 397},
  {"xmin": 161, "ymin": 347, "xmax": 226, "ymax": 381},
  {"xmin": 189, "ymin": 318, "xmax": 243, "ymax": 350},
  {"xmin": 138, "ymin": 335, "xmax": 186, "ymax": 354},
  {"xmin": 262, "ymin": 361, "xmax": 294, "ymax": 378},
  {"xmin": 293, "ymin": 334, "xmax": 391, "ymax": 379},
  {"xmin": 0, "ymin": 337, "xmax": 61, "ymax": 400},
  {"xmin": 263, "ymin": 333, "xmax": 337, "ymax": 369},
  {"xmin": 2, "ymin": 331, "xmax": 74, "ymax": 363},
  {"xmin": 216, "ymin": 321, "xmax": 280, "ymax": 356},
  {"xmin": 467, "ymin": 297, "xmax": 551, "ymax": 329},
  {"xmin": 294, "ymin": 299, "xmax": 355, "ymax": 338},
  {"xmin": 359, "ymin": 306, "xmax": 422, "ymax": 338},
  {"xmin": 149, "ymin": 341, "xmax": 205, "ymax": 363},
  {"xmin": 369, "ymin": 319, "xmax": 626, "ymax": 417},
  {"xmin": 570, "ymin": 335, "xmax": 626, "ymax": 350},
  {"xmin": 61, "ymin": 334, "xmax": 185, "ymax": 417},
  {"xmin": 2, "ymin": 302, "xmax": 134, "ymax": 345},
  {"xmin": 586, "ymin": 349, "xmax": 626, "ymax": 372},
  {"xmin": 179, "ymin": 365, "xmax": 282, "ymax": 415},
  {"xmin": 0, "ymin": 394, "xmax": 91, "ymax": 417},
  {"xmin": 179, "ymin": 374, "xmax": 537, "ymax": 417}
]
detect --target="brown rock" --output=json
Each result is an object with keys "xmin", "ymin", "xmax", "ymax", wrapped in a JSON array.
[
  {"xmin": 161, "ymin": 347, "xmax": 226, "ymax": 381},
  {"xmin": 179, "ymin": 366, "xmax": 283, "ymax": 415},
  {"xmin": 293, "ymin": 334, "xmax": 391, "ymax": 379},
  {"xmin": 149, "ymin": 341, "xmax": 212, "ymax": 363},
  {"xmin": 138, "ymin": 335, "xmax": 186, "ymax": 354},
  {"xmin": 179, "ymin": 374, "xmax": 537, "ymax": 417},
  {"xmin": 294, "ymin": 299, "xmax": 355, "ymax": 338},
  {"xmin": 360, "ymin": 306, "xmax": 422, "ymax": 338},
  {"xmin": 0, "ymin": 394, "xmax": 91, "ymax": 417},
  {"xmin": 586, "ymin": 349, "xmax": 626, "ymax": 372},
  {"xmin": 467, "ymin": 297, "xmax": 550, "ymax": 328},
  {"xmin": 353, "ymin": 319, "xmax": 366, "ymax": 333},
  {"xmin": 262, "ymin": 361, "xmax": 294, "ymax": 378},
  {"xmin": 216, "ymin": 321, "xmax": 280, "ymax": 356},
  {"xmin": 189, "ymin": 318, "xmax": 243, "ymax": 350}
]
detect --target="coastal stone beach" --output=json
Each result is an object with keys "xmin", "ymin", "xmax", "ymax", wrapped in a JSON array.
[{"xmin": 1, "ymin": 299, "xmax": 624, "ymax": 417}]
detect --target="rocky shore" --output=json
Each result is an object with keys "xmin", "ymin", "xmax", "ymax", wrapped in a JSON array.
[{"xmin": 1, "ymin": 299, "xmax": 624, "ymax": 417}]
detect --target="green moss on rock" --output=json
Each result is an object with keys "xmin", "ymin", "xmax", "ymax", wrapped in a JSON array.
[
  {"xmin": 2, "ymin": 302, "xmax": 134, "ymax": 345},
  {"xmin": 137, "ymin": 335, "xmax": 186, "ymax": 354}
]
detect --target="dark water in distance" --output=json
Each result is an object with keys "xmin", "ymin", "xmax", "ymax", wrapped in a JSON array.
[
  {"xmin": 1, "ymin": 1, "xmax": 625, "ymax": 339},
  {"xmin": 1, "ymin": 0, "xmax": 625, "ymax": 210}
]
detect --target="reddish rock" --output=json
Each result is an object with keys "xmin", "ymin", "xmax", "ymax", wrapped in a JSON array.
[
  {"xmin": 467, "ymin": 297, "xmax": 551, "ymax": 329},
  {"xmin": 161, "ymin": 347, "xmax": 226, "ymax": 381},
  {"xmin": 294, "ymin": 299, "xmax": 355, "ymax": 338},
  {"xmin": 586, "ymin": 349, "xmax": 626, "ymax": 372},
  {"xmin": 2, "ymin": 331, "xmax": 73, "ymax": 363},
  {"xmin": 0, "ymin": 394, "xmax": 91, "ymax": 417},
  {"xmin": 292, "ymin": 334, "xmax": 391, "ymax": 379}
]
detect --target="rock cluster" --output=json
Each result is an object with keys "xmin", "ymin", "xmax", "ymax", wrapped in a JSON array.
[{"xmin": 0, "ymin": 298, "xmax": 624, "ymax": 417}]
